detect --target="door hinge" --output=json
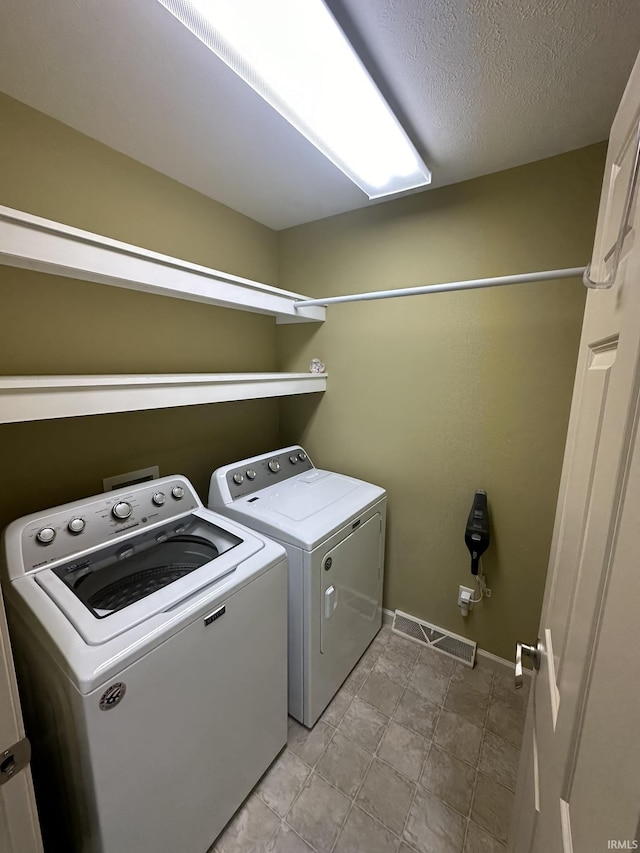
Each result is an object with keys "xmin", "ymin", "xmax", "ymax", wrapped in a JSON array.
[{"xmin": 0, "ymin": 736, "xmax": 31, "ymax": 786}]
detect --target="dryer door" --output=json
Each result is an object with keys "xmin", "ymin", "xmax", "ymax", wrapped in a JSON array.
[{"xmin": 320, "ymin": 514, "xmax": 382, "ymax": 659}]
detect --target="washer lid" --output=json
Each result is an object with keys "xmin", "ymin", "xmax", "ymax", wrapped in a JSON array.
[{"xmin": 34, "ymin": 513, "xmax": 263, "ymax": 645}]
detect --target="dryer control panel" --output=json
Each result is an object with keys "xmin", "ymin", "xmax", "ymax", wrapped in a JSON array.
[
  {"xmin": 225, "ymin": 446, "xmax": 314, "ymax": 500},
  {"xmin": 15, "ymin": 477, "xmax": 199, "ymax": 574}
]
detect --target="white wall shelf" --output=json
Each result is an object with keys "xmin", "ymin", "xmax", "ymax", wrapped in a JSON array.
[
  {"xmin": 0, "ymin": 373, "xmax": 327, "ymax": 424},
  {"xmin": 0, "ymin": 205, "xmax": 324, "ymax": 324}
]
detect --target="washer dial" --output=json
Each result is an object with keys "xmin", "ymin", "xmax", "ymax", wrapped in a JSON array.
[
  {"xmin": 246, "ymin": 469, "xmax": 257, "ymax": 480},
  {"xmin": 36, "ymin": 527, "xmax": 56, "ymax": 545},
  {"xmin": 152, "ymin": 492, "xmax": 166, "ymax": 506},
  {"xmin": 268, "ymin": 460, "xmax": 280, "ymax": 473},
  {"xmin": 112, "ymin": 501, "xmax": 133, "ymax": 521},
  {"xmin": 233, "ymin": 473, "xmax": 244, "ymax": 485},
  {"xmin": 171, "ymin": 486, "xmax": 185, "ymax": 500},
  {"xmin": 298, "ymin": 451, "xmax": 307, "ymax": 461},
  {"xmin": 67, "ymin": 517, "xmax": 86, "ymax": 535}
]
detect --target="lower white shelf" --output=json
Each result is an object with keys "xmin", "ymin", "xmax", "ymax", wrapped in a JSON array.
[{"xmin": 0, "ymin": 373, "xmax": 327, "ymax": 423}]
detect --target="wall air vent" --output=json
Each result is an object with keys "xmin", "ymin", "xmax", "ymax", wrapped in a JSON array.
[{"xmin": 392, "ymin": 609, "xmax": 476, "ymax": 667}]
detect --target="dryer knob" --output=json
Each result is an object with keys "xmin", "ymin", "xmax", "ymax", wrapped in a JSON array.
[
  {"xmin": 246, "ymin": 469, "xmax": 257, "ymax": 480},
  {"xmin": 112, "ymin": 501, "xmax": 133, "ymax": 521},
  {"xmin": 171, "ymin": 486, "xmax": 185, "ymax": 500},
  {"xmin": 233, "ymin": 473, "xmax": 244, "ymax": 485},
  {"xmin": 268, "ymin": 460, "xmax": 281, "ymax": 473},
  {"xmin": 36, "ymin": 526, "xmax": 56, "ymax": 545},
  {"xmin": 289, "ymin": 455, "xmax": 298, "ymax": 464},
  {"xmin": 298, "ymin": 451, "xmax": 307, "ymax": 461}
]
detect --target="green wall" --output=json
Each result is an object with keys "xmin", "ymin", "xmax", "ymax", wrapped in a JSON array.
[
  {"xmin": 0, "ymin": 92, "xmax": 281, "ymax": 524},
  {"xmin": 0, "ymin": 91, "xmax": 606, "ymax": 659},
  {"xmin": 276, "ymin": 144, "xmax": 606, "ymax": 660}
]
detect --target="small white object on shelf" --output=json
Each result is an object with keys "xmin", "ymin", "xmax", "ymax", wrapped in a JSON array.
[{"xmin": 310, "ymin": 358, "xmax": 325, "ymax": 373}]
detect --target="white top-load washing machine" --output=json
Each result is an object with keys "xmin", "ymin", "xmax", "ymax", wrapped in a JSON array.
[
  {"xmin": 208, "ymin": 446, "xmax": 386, "ymax": 728},
  {"xmin": 1, "ymin": 475, "xmax": 288, "ymax": 853}
]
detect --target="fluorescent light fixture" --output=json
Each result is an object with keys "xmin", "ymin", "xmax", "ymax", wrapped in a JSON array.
[{"xmin": 156, "ymin": 0, "xmax": 431, "ymax": 198}]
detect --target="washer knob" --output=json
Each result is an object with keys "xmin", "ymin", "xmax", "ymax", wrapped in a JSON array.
[
  {"xmin": 246, "ymin": 469, "xmax": 257, "ymax": 480},
  {"xmin": 268, "ymin": 460, "xmax": 280, "ymax": 473},
  {"xmin": 298, "ymin": 451, "xmax": 307, "ymax": 461},
  {"xmin": 67, "ymin": 517, "xmax": 85, "ymax": 535},
  {"xmin": 171, "ymin": 486, "xmax": 185, "ymax": 500},
  {"xmin": 233, "ymin": 473, "xmax": 244, "ymax": 485},
  {"xmin": 152, "ymin": 492, "xmax": 166, "ymax": 506},
  {"xmin": 112, "ymin": 501, "xmax": 132, "ymax": 521},
  {"xmin": 36, "ymin": 527, "xmax": 56, "ymax": 545},
  {"xmin": 289, "ymin": 455, "xmax": 298, "ymax": 465}
]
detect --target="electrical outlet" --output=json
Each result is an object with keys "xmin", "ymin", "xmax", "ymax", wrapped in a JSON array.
[{"xmin": 458, "ymin": 586, "xmax": 474, "ymax": 607}]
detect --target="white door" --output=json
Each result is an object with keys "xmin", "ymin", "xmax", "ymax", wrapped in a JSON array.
[
  {"xmin": 510, "ymin": 50, "xmax": 640, "ymax": 852},
  {"xmin": 0, "ymin": 588, "xmax": 43, "ymax": 853}
]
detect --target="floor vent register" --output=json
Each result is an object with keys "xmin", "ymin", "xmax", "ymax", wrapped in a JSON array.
[{"xmin": 392, "ymin": 609, "xmax": 476, "ymax": 667}]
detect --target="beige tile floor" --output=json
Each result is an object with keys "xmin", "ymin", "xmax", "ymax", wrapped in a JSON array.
[{"xmin": 212, "ymin": 625, "xmax": 529, "ymax": 853}]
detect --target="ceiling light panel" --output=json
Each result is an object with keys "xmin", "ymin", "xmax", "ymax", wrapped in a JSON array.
[{"xmin": 157, "ymin": 0, "xmax": 432, "ymax": 198}]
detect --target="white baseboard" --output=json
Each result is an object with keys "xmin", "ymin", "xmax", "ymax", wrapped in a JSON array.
[
  {"xmin": 382, "ymin": 607, "xmax": 531, "ymax": 678},
  {"xmin": 476, "ymin": 648, "xmax": 515, "ymax": 674}
]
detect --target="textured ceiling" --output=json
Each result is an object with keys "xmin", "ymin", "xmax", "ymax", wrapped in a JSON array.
[{"xmin": 0, "ymin": 0, "xmax": 638, "ymax": 229}]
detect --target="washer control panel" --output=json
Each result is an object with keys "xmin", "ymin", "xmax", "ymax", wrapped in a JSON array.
[
  {"xmin": 20, "ymin": 477, "xmax": 199, "ymax": 572},
  {"xmin": 226, "ymin": 447, "xmax": 314, "ymax": 500}
]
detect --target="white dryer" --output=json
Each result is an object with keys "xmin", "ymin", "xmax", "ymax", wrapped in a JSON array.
[
  {"xmin": 208, "ymin": 446, "xmax": 386, "ymax": 727},
  {"xmin": 1, "ymin": 475, "xmax": 288, "ymax": 853}
]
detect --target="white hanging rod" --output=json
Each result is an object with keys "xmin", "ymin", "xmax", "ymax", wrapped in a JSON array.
[{"xmin": 294, "ymin": 266, "xmax": 587, "ymax": 308}]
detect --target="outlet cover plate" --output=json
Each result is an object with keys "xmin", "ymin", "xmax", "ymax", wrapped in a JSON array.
[{"xmin": 458, "ymin": 585, "xmax": 475, "ymax": 607}]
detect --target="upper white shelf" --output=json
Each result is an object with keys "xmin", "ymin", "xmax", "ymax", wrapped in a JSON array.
[
  {"xmin": 0, "ymin": 205, "xmax": 325, "ymax": 324},
  {"xmin": 0, "ymin": 373, "xmax": 327, "ymax": 424}
]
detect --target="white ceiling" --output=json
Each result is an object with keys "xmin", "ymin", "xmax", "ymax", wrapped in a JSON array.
[{"xmin": 0, "ymin": 0, "xmax": 638, "ymax": 230}]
